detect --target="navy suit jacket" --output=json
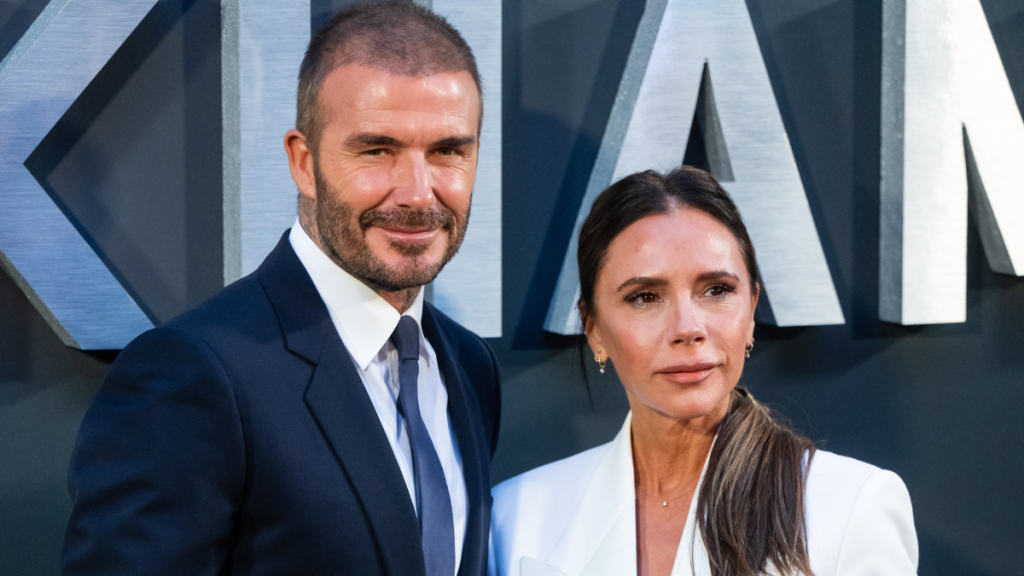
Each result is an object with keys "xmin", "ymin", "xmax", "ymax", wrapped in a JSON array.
[{"xmin": 62, "ymin": 233, "xmax": 501, "ymax": 576}]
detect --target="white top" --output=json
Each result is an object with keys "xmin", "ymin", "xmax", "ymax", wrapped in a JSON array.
[
  {"xmin": 290, "ymin": 221, "xmax": 467, "ymax": 574},
  {"xmin": 489, "ymin": 413, "xmax": 919, "ymax": 576}
]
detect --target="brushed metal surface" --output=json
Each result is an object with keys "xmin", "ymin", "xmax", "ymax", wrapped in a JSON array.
[
  {"xmin": 431, "ymin": 0, "xmax": 503, "ymax": 337},
  {"xmin": 222, "ymin": 0, "xmax": 310, "ymax": 283},
  {"xmin": 880, "ymin": 0, "xmax": 1024, "ymax": 325},
  {"xmin": 544, "ymin": 0, "xmax": 845, "ymax": 335},
  {"xmin": 0, "ymin": 0, "xmax": 156, "ymax": 349}
]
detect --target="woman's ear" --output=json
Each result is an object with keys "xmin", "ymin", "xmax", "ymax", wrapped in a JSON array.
[
  {"xmin": 581, "ymin": 305, "xmax": 607, "ymax": 362},
  {"xmin": 747, "ymin": 283, "xmax": 760, "ymax": 341}
]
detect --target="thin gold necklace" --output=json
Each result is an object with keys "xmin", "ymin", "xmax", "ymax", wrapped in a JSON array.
[{"xmin": 635, "ymin": 482, "xmax": 695, "ymax": 507}]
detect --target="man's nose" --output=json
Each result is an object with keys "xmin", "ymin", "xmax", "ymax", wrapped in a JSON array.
[{"xmin": 392, "ymin": 151, "xmax": 435, "ymax": 208}]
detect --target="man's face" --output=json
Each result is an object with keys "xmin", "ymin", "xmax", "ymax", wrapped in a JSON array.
[{"xmin": 309, "ymin": 64, "xmax": 480, "ymax": 292}]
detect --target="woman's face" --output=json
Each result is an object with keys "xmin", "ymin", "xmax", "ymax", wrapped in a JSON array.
[{"xmin": 585, "ymin": 208, "xmax": 758, "ymax": 423}]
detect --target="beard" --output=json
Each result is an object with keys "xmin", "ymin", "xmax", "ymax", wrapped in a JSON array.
[{"xmin": 313, "ymin": 164, "xmax": 469, "ymax": 293}]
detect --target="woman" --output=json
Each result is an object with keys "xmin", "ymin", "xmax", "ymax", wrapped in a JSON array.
[{"xmin": 489, "ymin": 166, "xmax": 918, "ymax": 576}]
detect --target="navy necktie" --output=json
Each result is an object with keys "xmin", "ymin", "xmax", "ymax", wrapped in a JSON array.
[{"xmin": 391, "ymin": 316, "xmax": 455, "ymax": 576}]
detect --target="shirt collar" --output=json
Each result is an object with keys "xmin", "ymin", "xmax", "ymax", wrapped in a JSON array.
[{"xmin": 289, "ymin": 220, "xmax": 425, "ymax": 371}]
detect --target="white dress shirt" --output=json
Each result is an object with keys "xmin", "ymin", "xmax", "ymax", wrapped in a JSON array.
[{"xmin": 290, "ymin": 221, "xmax": 467, "ymax": 574}]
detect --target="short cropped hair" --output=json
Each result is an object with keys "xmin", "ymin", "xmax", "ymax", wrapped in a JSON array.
[{"xmin": 296, "ymin": 0, "xmax": 483, "ymax": 155}]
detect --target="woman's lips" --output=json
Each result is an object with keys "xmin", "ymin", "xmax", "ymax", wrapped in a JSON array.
[{"xmin": 656, "ymin": 362, "xmax": 718, "ymax": 384}]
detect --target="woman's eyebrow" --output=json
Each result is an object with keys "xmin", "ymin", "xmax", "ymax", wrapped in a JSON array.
[
  {"xmin": 695, "ymin": 270, "xmax": 740, "ymax": 283},
  {"xmin": 616, "ymin": 276, "xmax": 667, "ymax": 292},
  {"xmin": 615, "ymin": 271, "xmax": 740, "ymax": 292}
]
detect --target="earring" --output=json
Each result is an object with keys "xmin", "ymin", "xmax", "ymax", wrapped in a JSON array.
[
  {"xmin": 745, "ymin": 339, "xmax": 754, "ymax": 359},
  {"xmin": 594, "ymin": 351, "xmax": 606, "ymax": 374}
]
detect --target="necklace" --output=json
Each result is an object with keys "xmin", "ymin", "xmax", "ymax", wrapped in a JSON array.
[{"xmin": 635, "ymin": 483, "xmax": 695, "ymax": 507}]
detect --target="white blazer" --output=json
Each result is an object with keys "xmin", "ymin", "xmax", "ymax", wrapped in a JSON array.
[{"xmin": 489, "ymin": 413, "xmax": 918, "ymax": 576}]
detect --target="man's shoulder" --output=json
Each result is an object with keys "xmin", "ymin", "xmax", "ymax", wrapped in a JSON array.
[
  {"xmin": 161, "ymin": 271, "xmax": 277, "ymax": 343},
  {"xmin": 117, "ymin": 267, "xmax": 290, "ymax": 372}
]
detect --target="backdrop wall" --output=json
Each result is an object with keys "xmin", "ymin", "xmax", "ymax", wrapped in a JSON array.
[{"xmin": 1, "ymin": 1, "xmax": 1022, "ymax": 575}]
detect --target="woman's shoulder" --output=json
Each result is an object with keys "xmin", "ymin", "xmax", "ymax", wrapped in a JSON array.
[
  {"xmin": 804, "ymin": 450, "xmax": 918, "ymax": 576},
  {"xmin": 489, "ymin": 441, "xmax": 615, "ymax": 576},
  {"xmin": 492, "ymin": 441, "xmax": 609, "ymax": 520},
  {"xmin": 804, "ymin": 449, "xmax": 908, "ymax": 516}
]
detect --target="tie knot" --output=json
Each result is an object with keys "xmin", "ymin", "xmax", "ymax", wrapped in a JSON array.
[{"xmin": 390, "ymin": 316, "xmax": 420, "ymax": 362}]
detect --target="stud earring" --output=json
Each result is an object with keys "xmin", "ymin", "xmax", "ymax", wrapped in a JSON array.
[
  {"xmin": 594, "ymin": 351, "xmax": 606, "ymax": 374},
  {"xmin": 745, "ymin": 340, "xmax": 754, "ymax": 359}
]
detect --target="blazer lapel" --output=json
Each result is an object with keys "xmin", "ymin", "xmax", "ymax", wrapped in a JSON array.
[
  {"xmin": 258, "ymin": 233, "xmax": 425, "ymax": 576},
  {"xmin": 670, "ymin": 446, "xmax": 714, "ymax": 576},
  {"xmin": 421, "ymin": 305, "xmax": 491, "ymax": 576},
  {"xmin": 542, "ymin": 415, "xmax": 638, "ymax": 576},
  {"xmin": 524, "ymin": 412, "xmax": 715, "ymax": 576}
]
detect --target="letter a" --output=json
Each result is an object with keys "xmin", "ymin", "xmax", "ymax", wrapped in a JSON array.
[{"xmin": 545, "ymin": 0, "xmax": 844, "ymax": 334}]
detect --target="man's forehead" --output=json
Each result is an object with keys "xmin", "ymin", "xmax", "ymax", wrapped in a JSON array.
[
  {"xmin": 321, "ymin": 64, "xmax": 479, "ymax": 100},
  {"xmin": 319, "ymin": 64, "xmax": 482, "ymax": 134}
]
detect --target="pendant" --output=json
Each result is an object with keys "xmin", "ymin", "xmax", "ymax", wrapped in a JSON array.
[{"xmin": 662, "ymin": 501, "xmax": 668, "ymax": 507}]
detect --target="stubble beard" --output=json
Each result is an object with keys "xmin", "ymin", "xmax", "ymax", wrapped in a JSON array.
[{"xmin": 313, "ymin": 166, "xmax": 469, "ymax": 294}]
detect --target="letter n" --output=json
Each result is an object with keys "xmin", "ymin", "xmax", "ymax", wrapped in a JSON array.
[{"xmin": 881, "ymin": 0, "xmax": 1024, "ymax": 324}]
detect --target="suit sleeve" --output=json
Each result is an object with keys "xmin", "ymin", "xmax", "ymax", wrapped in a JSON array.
[
  {"xmin": 62, "ymin": 327, "xmax": 246, "ymax": 576},
  {"xmin": 834, "ymin": 470, "xmax": 919, "ymax": 575}
]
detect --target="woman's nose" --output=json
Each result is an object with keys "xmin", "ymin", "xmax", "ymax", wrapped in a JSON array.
[{"xmin": 671, "ymin": 299, "xmax": 707, "ymax": 346}]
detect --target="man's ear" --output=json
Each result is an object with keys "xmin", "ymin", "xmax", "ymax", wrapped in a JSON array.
[{"xmin": 285, "ymin": 129, "xmax": 316, "ymax": 200}]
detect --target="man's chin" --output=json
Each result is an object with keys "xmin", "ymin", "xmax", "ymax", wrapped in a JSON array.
[{"xmin": 364, "ymin": 251, "xmax": 449, "ymax": 289}]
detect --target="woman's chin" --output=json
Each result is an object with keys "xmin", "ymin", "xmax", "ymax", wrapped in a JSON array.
[{"xmin": 637, "ymin": 387, "xmax": 734, "ymax": 423}]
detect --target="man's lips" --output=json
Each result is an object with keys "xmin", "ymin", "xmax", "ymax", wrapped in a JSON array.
[
  {"xmin": 655, "ymin": 362, "xmax": 719, "ymax": 384},
  {"xmin": 373, "ymin": 226, "xmax": 441, "ymax": 242}
]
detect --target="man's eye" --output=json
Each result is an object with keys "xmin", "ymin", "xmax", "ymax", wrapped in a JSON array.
[
  {"xmin": 364, "ymin": 148, "xmax": 388, "ymax": 156},
  {"xmin": 436, "ymin": 147, "xmax": 457, "ymax": 156}
]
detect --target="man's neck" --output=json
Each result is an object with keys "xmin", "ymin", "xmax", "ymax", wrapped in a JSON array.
[{"xmin": 377, "ymin": 286, "xmax": 421, "ymax": 314}]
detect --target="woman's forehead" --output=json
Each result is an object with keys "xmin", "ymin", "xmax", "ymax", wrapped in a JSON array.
[{"xmin": 601, "ymin": 209, "xmax": 746, "ymax": 282}]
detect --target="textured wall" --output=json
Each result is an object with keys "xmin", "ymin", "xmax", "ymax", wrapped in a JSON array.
[{"xmin": 1, "ymin": 1, "xmax": 1022, "ymax": 574}]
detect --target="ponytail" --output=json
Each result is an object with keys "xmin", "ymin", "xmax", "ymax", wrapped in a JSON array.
[{"xmin": 696, "ymin": 387, "xmax": 816, "ymax": 576}]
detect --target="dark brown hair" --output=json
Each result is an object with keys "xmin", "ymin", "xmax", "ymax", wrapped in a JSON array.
[
  {"xmin": 577, "ymin": 165, "xmax": 816, "ymax": 576},
  {"xmin": 296, "ymin": 0, "xmax": 482, "ymax": 155}
]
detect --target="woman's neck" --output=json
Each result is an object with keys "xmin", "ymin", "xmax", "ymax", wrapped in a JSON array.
[{"xmin": 629, "ymin": 401, "xmax": 726, "ymax": 497}]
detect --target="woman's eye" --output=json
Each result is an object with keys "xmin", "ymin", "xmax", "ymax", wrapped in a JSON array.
[
  {"xmin": 627, "ymin": 291, "xmax": 659, "ymax": 306},
  {"xmin": 705, "ymin": 284, "xmax": 735, "ymax": 298}
]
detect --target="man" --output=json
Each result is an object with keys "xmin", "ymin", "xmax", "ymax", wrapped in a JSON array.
[{"xmin": 62, "ymin": 2, "xmax": 500, "ymax": 575}]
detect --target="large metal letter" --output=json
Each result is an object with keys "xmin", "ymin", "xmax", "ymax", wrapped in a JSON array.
[
  {"xmin": 880, "ymin": 0, "xmax": 1024, "ymax": 325},
  {"xmin": 544, "ymin": 0, "xmax": 844, "ymax": 335},
  {"xmin": 0, "ymin": 0, "xmax": 156, "ymax": 349},
  {"xmin": 430, "ymin": 0, "xmax": 503, "ymax": 337},
  {"xmin": 221, "ymin": 0, "xmax": 310, "ymax": 282}
]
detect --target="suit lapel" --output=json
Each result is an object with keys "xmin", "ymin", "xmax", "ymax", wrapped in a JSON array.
[
  {"xmin": 258, "ymin": 234, "xmax": 425, "ymax": 576},
  {"xmin": 421, "ymin": 305, "xmax": 491, "ymax": 576}
]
